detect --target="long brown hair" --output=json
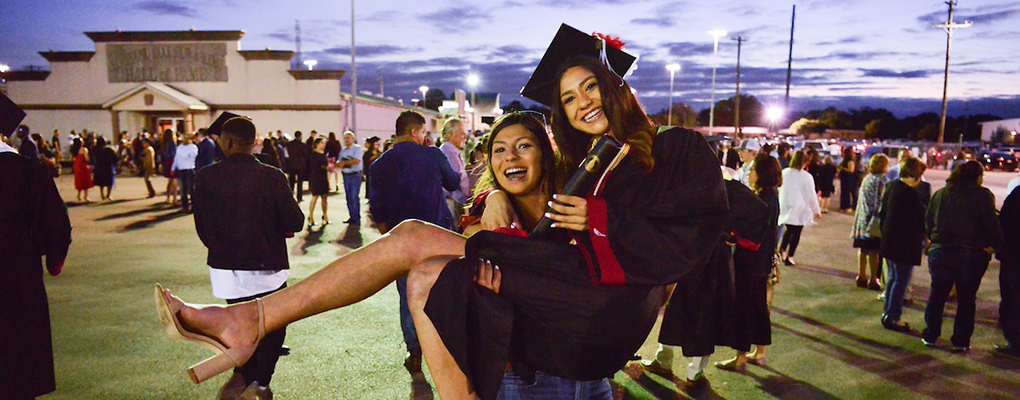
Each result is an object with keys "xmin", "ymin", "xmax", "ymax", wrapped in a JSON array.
[{"xmin": 550, "ymin": 56, "xmax": 656, "ymax": 173}]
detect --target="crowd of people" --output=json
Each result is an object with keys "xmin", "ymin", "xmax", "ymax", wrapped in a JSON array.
[{"xmin": 4, "ymin": 25, "xmax": 1019, "ymax": 400}]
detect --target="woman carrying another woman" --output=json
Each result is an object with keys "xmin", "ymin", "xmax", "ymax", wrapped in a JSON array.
[
  {"xmin": 851, "ymin": 154, "xmax": 889, "ymax": 290},
  {"xmin": 156, "ymin": 25, "xmax": 727, "ymax": 399},
  {"xmin": 778, "ymin": 150, "xmax": 821, "ymax": 266}
]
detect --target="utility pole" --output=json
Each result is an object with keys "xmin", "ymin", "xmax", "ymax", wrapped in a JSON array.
[
  {"xmin": 378, "ymin": 69, "xmax": 384, "ymax": 96},
  {"xmin": 732, "ymin": 36, "xmax": 746, "ymax": 138},
  {"xmin": 784, "ymin": 5, "xmax": 795, "ymax": 112},
  {"xmin": 350, "ymin": 0, "xmax": 357, "ymax": 135},
  {"xmin": 935, "ymin": 1, "xmax": 972, "ymax": 144}
]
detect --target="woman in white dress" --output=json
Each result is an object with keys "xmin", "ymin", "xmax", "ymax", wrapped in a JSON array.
[{"xmin": 778, "ymin": 150, "xmax": 822, "ymax": 266}]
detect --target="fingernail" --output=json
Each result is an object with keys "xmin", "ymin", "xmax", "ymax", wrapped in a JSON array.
[
  {"xmin": 548, "ymin": 201, "xmax": 554, "ymax": 207},
  {"xmin": 551, "ymin": 223, "xmax": 558, "ymax": 228},
  {"xmin": 553, "ymin": 194, "xmax": 559, "ymax": 199},
  {"xmin": 545, "ymin": 212, "xmax": 552, "ymax": 218}
]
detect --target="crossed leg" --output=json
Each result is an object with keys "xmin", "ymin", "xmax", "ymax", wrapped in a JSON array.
[{"xmin": 167, "ymin": 219, "xmax": 475, "ymax": 397}]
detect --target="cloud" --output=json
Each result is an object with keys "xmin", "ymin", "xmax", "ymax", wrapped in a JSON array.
[
  {"xmin": 815, "ymin": 36, "xmax": 862, "ymax": 46},
  {"xmin": 861, "ymin": 69, "xmax": 930, "ymax": 79},
  {"xmin": 318, "ymin": 44, "xmax": 421, "ymax": 57},
  {"xmin": 131, "ymin": 0, "xmax": 197, "ymax": 17},
  {"xmin": 631, "ymin": 17, "xmax": 675, "ymax": 27},
  {"xmin": 664, "ymin": 42, "xmax": 716, "ymax": 56},
  {"xmin": 490, "ymin": 45, "xmax": 535, "ymax": 59},
  {"xmin": 917, "ymin": 6, "xmax": 1019, "ymax": 26},
  {"xmin": 418, "ymin": 6, "xmax": 492, "ymax": 30}
]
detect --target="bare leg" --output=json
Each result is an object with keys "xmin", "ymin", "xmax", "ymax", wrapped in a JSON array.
[
  {"xmin": 407, "ymin": 256, "xmax": 476, "ymax": 400},
  {"xmin": 173, "ymin": 220, "xmax": 466, "ymax": 356},
  {"xmin": 321, "ymin": 196, "xmax": 329, "ymax": 223},
  {"xmin": 308, "ymin": 196, "xmax": 319, "ymax": 223},
  {"xmin": 868, "ymin": 251, "xmax": 881, "ymax": 287},
  {"xmin": 857, "ymin": 250, "xmax": 868, "ymax": 282}
]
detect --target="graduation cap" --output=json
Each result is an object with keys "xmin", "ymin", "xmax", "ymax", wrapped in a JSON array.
[
  {"xmin": 206, "ymin": 111, "xmax": 244, "ymax": 137},
  {"xmin": 365, "ymin": 136, "xmax": 381, "ymax": 143},
  {"xmin": 520, "ymin": 23, "xmax": 637, "ymax": 108},
  {"xmin": 0, "ymin": 91, "xmax": 27, "ymax": 138}
]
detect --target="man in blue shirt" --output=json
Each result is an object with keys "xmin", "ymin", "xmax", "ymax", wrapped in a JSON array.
[
  {"xmin": 369, "ymin": 110, "xmax": 459, "ymax": 379},
  {"xmin": 337, "ymin": 131, "xmax": 365, "ymax": 224},
  {"xmin": 195, "ymin": 128, "xmax": 216, "ymax": 171}
]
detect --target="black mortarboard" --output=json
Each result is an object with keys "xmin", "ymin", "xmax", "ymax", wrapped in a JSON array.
[
  {"xmin": 0, "ymin": 91, "xmax": 27, "ymax": 138},
  {"xmin": 521, "ymin": 24, "xmax": 637, "ymax": 108},
  {"xmin": 365, "ymin": 136, "xmax": 381, "ymax": 143},
  {"xmin": 206, "ymin": 111, "xmax": 243, "ymax": 137}
]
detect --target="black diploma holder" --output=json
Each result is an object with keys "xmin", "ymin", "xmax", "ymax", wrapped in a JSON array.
[{"xmin": 531, "ymin": 135, "xmax": 627, "ymax": 238}]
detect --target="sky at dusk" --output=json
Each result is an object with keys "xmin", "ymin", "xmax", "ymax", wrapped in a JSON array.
[{"xmin": 1, "ymin": 0, "xmax": 1018, "ymax": 120}]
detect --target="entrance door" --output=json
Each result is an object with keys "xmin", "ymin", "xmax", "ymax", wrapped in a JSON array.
[{"xmin": 152, "ymin": 116, "xmax": 185, "ymax": 136}]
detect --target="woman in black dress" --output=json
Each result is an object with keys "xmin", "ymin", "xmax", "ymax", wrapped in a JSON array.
[
  {"xmin": 838, "ymin": 147, "xmax": 857, "ymax": 213},
  {"xmin": 92, "ymin": 137, "xmax": 118, "ymax": 201},
  {"xmin": 816, "ymin": 155, "xmax": 837, "ymax": 213},
  {"xmin": 307, "ymin": 137, "xmax": 330, "ymax": 226}
]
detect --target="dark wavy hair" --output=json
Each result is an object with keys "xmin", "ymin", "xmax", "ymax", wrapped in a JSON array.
[
  {"xmin": 752, "ymin": 153, "xmax": 782, "ymax": 190},
  {"xmin": 947, "ymin": 160, "xmax": 983, "ymax": 186},
  {"xmin": 471, "ymin": 112, "xmax": 561, "ymax": 214},
  {"xmin": 550, "ymin": 56, "xmax": 656, "ymax": 173}
]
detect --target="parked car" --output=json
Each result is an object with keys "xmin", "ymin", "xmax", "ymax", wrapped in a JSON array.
[
  {"xmin": 979, "ymin": 150, "xmax": 1018, "ymax": 171},
  {"xmin": 862, "ymin": 145, "xmax": 909, "ymax": 166}
]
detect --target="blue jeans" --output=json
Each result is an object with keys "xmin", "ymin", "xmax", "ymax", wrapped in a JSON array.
[
  {"xmin": 176, "ymin": 169, "xmax": 195, "ymax": 210},
  {"xmin": 883, "ymin": 260, "xmax": 915, "ymax": 322},
  {"xmin": 342, "ymin": 172, "xmax": 362, "ymax": 223},
  {"xmin": 923, "ymin": 248, "xmax": 990, "ymax": 347},
  {"xmin": 497, "ymin": 369, "xmax": 612, "ymax": 400},
  {"xmin": 396, "ymin": 276, "xmax": 419, "ymax": 351}
]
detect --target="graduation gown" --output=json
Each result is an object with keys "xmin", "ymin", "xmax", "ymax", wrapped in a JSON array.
[
  {"xmin": 658, "ymin": 179, "xmax": 770, "ymax": 356},
  {"xmin": 0, "ymin": 152, "xmax": 72, "ymax": 398},
  {"xmin": 424, "ymin": 127, "xmax": 728, "ymax": 400}
]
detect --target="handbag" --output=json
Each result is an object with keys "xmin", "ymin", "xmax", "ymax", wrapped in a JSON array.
[{"xmin": 866, "ymin": 217, "xmax": 882, "ymax": 239}]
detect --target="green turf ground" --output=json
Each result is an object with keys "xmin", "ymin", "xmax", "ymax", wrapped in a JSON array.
[{"xmin": 39, "ymin": 176, "xmax": 1020, "ymax": 399}]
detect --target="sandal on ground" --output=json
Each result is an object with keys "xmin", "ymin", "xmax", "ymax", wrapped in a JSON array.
[
  {"xmin": 714, "ymin": 358, "xmax": 747, "ymax": 372},
  {"xmin": 855, "ymin": 276, "xmax": 868, "ymax": 288},
  {"xmin": 746, "ymin": 355, "xmax": 768, "ymax": 367},
  {"xmin": 322, "ymin": 217, "xmax": 331, "ymax": 225},
  {"xmin": 868, "ymin": 280, "xmax": 882, "ymax": 291},
  {"xmin": 154, "ymin": 284, "xmax": 265, "ymax": 384}
]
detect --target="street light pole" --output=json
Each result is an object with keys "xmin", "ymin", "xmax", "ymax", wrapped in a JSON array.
[
  {"xmin": 419, "ymin": 85, "xmax": 429, "ymax": 108},
  {"xmin": 350, "ymin": 0, "xmax": 357, "ymax": 134},
  {"xmin": 666, "ymin": 63, "xmax": 680, "ymax": 126},
  {"xmin": 467, "ymin": 73, "xmax": 480, "ymax": 133},
  {"xmin": 707, "ymin": 29, "xmax": 727, "ymax": 136}
]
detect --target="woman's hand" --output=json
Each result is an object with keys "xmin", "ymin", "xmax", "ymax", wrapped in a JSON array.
[
  {"xmin": 547, "ymin": 194, "xmax": 588, "ymax": 232},
  {"xmin": 475, "ymin": 259, "xmax": 502, "ymax": 293},
  {"xmin": 480, "ymin": 190, "xmax": 518, "ymax": 230}
]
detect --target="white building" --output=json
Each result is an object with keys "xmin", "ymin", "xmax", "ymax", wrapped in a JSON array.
[
  {"xmin": 979, "ymin": 118, "xmax": 1020, "ymax": 143},
  {"xmin": 4, "ymin": 30, "xmax": 442, "ymax": 146}
]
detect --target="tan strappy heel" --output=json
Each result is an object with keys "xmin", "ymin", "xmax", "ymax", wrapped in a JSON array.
[{"xmin": 154, "ymin": 284, "xmax": 265, "ymax": 384}]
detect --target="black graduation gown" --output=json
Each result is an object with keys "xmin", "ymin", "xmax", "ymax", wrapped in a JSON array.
[
  {"xmin": 0, "ymin": 152, "xmax": 72, "ymax": 398},
  {"xmin": 658, "ymin": 179, "xmax": 770, "ymax": 355},
  {"xmin": 424, "ymin": 127, "xmax": 729, "ymax": 400}
]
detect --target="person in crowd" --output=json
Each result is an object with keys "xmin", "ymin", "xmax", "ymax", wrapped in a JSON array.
[
  {"xmin": 440, "ymin": 118, "xmax": 471, "ymax": 228},
  {"xmin": 154, "ymin": 28, "xmax": 726, "ymax": 399},
  {"xmin": 0, "ymin": 99, "xmax": 73, "ymax": 400},
  {"xmin": 837, "ymin": 147, "xmax": 856, "ymax": 213},
  {"xmin": 877, "ymin": 157, "xmax": 927, "ymax": 332},
  {"xmin": 16, "ymin": 125, "xmax": 39, "ymax": 159},
  {"xmin": 715, "ymin": 152, "xmax": 781, "ymax": 372},
  {"xmin": 161, "ymin": 130, "xmax": 178, "ymax": 205},
  {"xmin": 171, "ymin": 134, "xmax": 199, "ymax": 212},
  {"xmin": 735, "ymin": 138, "xmax": 761, "ymax": 188},
  {"xmin": 362, "ymin": 136, "xmax": 381, "ymax": 199},
  {"xmin": 466, "ymin": 138, "xmax": 487, "ymax": 194},
  {"xmin": 259, "ymin": 137, "xmax": 283, "ymax": 169},
  {"xmin": 195, "ymin": 128, "xmax": 216, "ymax": 173},
  {"xmin": 285, "ymin": 131, "xmax": 310, "ymax": 202},
  {"xmin": 307, "ymin": 137, "xmax": 330, "ymax": 226},
  {"xmin": 33, "ymin": 133, "xmax": 60, "ymax": 178},
  {"xmin": 922, "ymin": 160, "xmax": 1002, "ymax": 352},
  {"xmin": 337, "ymin": 131, "xmax": 365, "ymax": 225},
  {"xmin": 187, "ymin": 116, "xmax": 304, "ymax": 399},
  {"xmin": 851, "ymin": 154, "xmax": 889, "ymax": 290},
  {"xmin": 1006, "ymin": 170, "xmax": 1020, "ymax": 197},
  {"xmin": 93, "ymin": 137, "xmax": 118, "ymax": 201},
  {"xmin": 816, "ymin": 155, "xmax": 837, "ymax": 213},
  {"xmin": 325, "ymin": 132, "xmax": 342, "ymax": 192},
  {"xmin": 382, "ymin": 139, "xmax": 394, "ymax": 153},
  {"xmin": 141, "ymin": 139, "xmax": 157, "ymax": 198},
  {"xmin": 367, "ymin": 111, "xmax": 459, "ymax": 388},
  {"xmin": 886, "ymin": 148, "xmax": 913, "ymax": 181},
  {"xmin": 776, "ymin": 143, "xmax": 792, "ymax": 169},
  {"xmin": 719, "ymin": 141, "xmax": 740, "ymax": 170},
  {"xmin": 71, "ymin": 138, "xmax": 94, "ymax": 202},
  {"xmin": 51, "ymin": 129, "xmax": 61, "ymax": 156},
  {"xmin": 778, "ymin": 150, "xmax": 822, "ymax": 266},
  {"xmin": 995, "ymin": 183, "xmax": 1020, "ymax": 358}
]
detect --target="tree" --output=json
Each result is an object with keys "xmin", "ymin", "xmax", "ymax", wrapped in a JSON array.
[
  {"xmin": 650, "ymin": 102, "xmax": 698, "ymax": 127},
  {"xmin": 503, "ymin": 100, "xmax": 527, "ymax": 113},
  {"xmin": 422, "ymin": 89, "xmax": 446, "ymax": 110},
  {"xmin": 695, "ymin": 95, "xmax": 765, "ymax": 128}
]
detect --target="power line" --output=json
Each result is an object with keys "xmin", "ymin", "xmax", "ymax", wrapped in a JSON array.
[{"xmin": 934, "ymin": 0, "xmax": 973, "ymax": 144}]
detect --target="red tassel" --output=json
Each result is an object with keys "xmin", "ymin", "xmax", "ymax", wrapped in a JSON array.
[{"xmin": 592, "ymin": 32, "xmax": 626, "ymax": 50}]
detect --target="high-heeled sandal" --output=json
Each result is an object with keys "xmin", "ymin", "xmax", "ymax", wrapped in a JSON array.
[
  {"xmin": 154, "ymin": 284, "xmax": 265, "ymax": 384},
  {"xmin": 322, "ymin": 217, "xmax": 331, "ymax": 225}
]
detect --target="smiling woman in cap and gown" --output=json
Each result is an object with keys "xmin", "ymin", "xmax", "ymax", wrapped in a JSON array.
[{"xmin": 152, "ymin": 24, "xmax": 727, "ymax": 400}]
